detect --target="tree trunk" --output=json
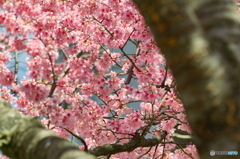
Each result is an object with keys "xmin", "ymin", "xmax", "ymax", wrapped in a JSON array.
[
  {"xmin": 133, "ymin": 0, "xmax": 240, "ymax": 158},
  {"xmin": 0, "ymin": 99, "xmax": 96, "ymax": 159}
]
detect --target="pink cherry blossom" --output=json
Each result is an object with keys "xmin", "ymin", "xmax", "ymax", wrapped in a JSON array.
[{"xmin": 19, "ymin": 79, "xmax": 49, "ymax": 102}]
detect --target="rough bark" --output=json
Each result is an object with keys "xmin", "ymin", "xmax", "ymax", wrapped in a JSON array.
[
  {"xmin": 133, "ymin": 0, "xmax": 240, "ymax": 158},
  {"xmin": 0, "ymin": 99, "xmax": 96, "ymax": 159}
]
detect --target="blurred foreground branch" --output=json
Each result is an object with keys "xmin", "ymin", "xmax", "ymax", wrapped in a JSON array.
[{"xmin": 0, "ymin": 99, "xmax": 96, "ymax": 159}]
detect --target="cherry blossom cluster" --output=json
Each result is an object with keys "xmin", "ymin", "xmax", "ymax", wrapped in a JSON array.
[{"xmin": 0, "ymin": 0, "xmax": 199, "ymax": 158}]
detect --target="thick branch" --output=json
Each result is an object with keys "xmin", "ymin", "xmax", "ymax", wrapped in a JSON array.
[
  {"xmin": 0, "ymin": 99, "xmax": 96, "ymax": 159},
  {"xmin": 88, "ymin": 131, "xmax": 167, "ymax": 156}
]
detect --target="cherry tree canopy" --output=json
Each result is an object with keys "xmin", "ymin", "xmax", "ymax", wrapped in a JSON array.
[
  {"xmin": 1, "ymin": 0, "xmax": 239, "ymax": 159},
  {"xmin": 0, "ymin": 0, "xmax": 197, "ymax": 158}
]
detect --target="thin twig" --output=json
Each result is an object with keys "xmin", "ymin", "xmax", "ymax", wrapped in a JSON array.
[
  {"xmin": 153, "ymin": 144, "xmax": 159, "ymax": 159},
  {"xmin": 47, "ymin": 52, "xmax": 58, "ymax": 97},
  {"xmin": 100, "ymin": 45, "xmax": 122, "ymax": 68},
  {"xmin": 60, "ymin": 127, "xmax": 88, "ymax": 152},
  {"xmin": 119, "ymin": 47, "xmax": 141, "ymax": 72},
  {"xmin": 14, "ymin": 51, "xmax": 19, "ymax": 84},
  {"xmin": 176, "ymin": 143, "xmax": 194, "ymax": 159},
  {"xmin": 137, "ymin": 146, "xmax": 153, "ymax": 159}
]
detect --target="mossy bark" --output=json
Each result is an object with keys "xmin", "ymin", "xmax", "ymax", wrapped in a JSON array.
[{"xmin": 0, "ymin": 99, "xmax": 96, "ymax": 159}]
